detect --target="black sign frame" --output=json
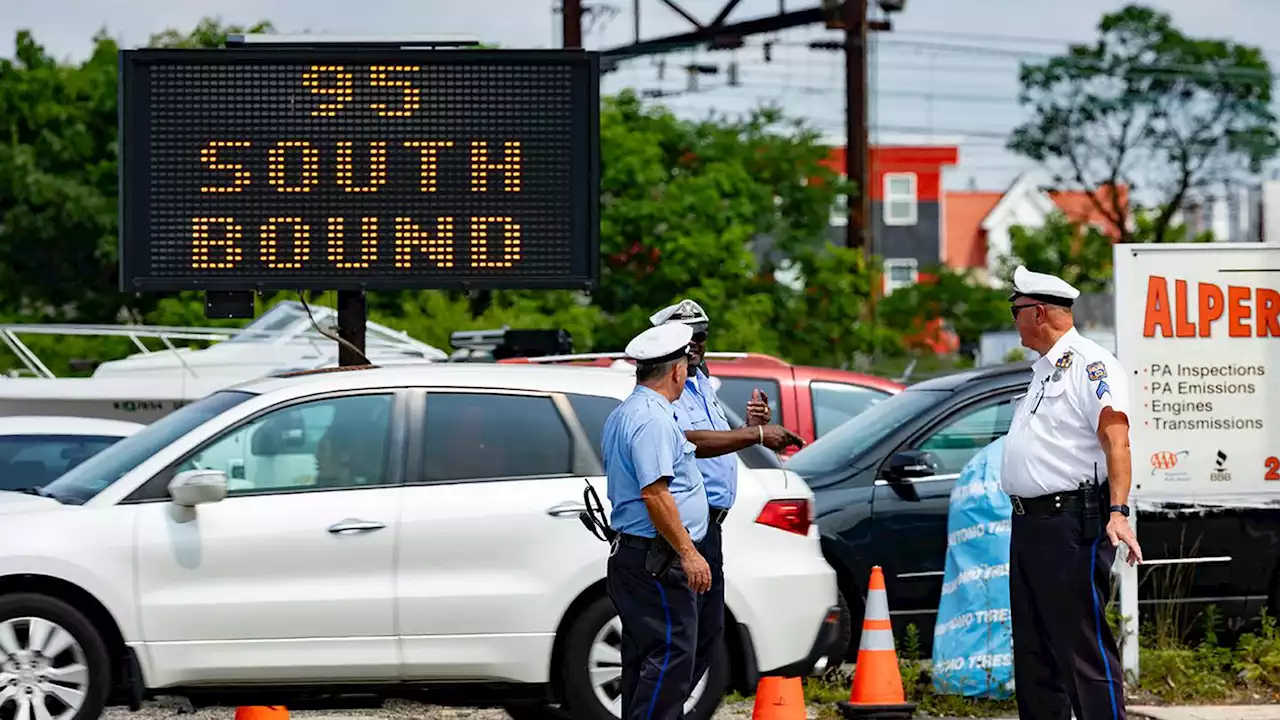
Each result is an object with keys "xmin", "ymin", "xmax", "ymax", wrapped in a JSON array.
[{"xmin": 118, "ymin": 47, "xmax": 600, "ymax": 293}]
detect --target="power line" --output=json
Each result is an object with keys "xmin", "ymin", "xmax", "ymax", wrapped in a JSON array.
[
  {"xmin": 886, "ymin": 28, "xmax": 1280, "ymax": 60},
  {"xmin": 612, "ymin": 34, "xmax": 1280, "ymax": 83}
]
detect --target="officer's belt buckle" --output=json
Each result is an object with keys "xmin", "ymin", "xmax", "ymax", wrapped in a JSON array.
[{"xmin": 1011, "ymin": 496, "xmax": 1025, "ymax": 516}]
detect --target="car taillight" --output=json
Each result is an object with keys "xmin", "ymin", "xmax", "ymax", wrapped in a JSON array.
[{"xmin": 755, "ymin": 498, "xmax": 812, "ymax": 536}]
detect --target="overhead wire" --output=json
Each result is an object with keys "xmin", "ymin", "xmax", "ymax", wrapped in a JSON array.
[{"xmin": 600, "ymin": 23, "xmax": 1280, "ymax": 184}]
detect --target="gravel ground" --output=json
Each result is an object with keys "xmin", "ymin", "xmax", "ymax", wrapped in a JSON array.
[
  {"xmin": 102, "ymin": 698, "xmax": 768, "ymax": 720},
  {"xmin": 99, "ymin": 699, "xmax": 1010, "ymax": 719}
]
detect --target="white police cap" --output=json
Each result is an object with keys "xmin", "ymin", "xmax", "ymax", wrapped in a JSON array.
[
  {"xmin": 649, "ymin": 299, "xmax": 709, "ymax": 331},
  {"xmin": 625, "ymin": 323, "xmax": 694, "ymax": 365},
  {"xmin": 1008, "ymin": 265, "xmax": 1080, "ymax": 307}
]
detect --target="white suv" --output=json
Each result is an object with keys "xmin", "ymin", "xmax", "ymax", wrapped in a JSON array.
[{"xmin": 0, "ymin": 364, "xmax": 839, "ymax": 720}]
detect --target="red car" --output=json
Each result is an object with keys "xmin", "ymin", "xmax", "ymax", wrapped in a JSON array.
[{"xmin": 498, "ymin": 351, "xmax": 904, "ymax": 455}]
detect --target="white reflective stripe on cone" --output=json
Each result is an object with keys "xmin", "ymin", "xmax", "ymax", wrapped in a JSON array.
[
  {"xmin": 865, "ymin": 588, "xmax": 890, "ymax": 620},
  {"xmin": 858, "ymin": 627, "xmax": 897, "ymax": 652}
]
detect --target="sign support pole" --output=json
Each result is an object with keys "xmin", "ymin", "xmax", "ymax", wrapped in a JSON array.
[
  {"xmin": 1119, "ymin": 511, "xmax": 1140, "ymax": 681},
  {"xmin": 337, "ymin": 290, "xmax": 368, "ymax": 367}
]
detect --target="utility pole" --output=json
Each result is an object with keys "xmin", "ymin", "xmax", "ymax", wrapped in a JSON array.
[
  {"xmin": 563, "ymin": 0, "xmax": 584, "ymax": 48},
  {"xmin": 844, "ymin": 0, "xmax": 870, "ymax": 256}
]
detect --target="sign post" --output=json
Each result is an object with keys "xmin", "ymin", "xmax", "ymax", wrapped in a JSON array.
[{"xmin": 118, "ymin": 39, "xmax": 600, "ymax": 364}]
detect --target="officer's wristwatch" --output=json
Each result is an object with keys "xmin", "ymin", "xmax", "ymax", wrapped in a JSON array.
[{"xmin": 1108, "ymin": 504, "xmax": 1131, "ymax": 518}]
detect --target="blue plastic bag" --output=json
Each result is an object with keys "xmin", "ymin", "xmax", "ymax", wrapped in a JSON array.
[{"xmin": 930, "ymin": 436, "xmax": 1015, "ymax": 699}]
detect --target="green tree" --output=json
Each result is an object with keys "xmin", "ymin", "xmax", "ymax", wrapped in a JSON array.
[
  {"xmin": 0, "ymin": 19, "xmax": 272, "ymax": 325},
  {"xmin": 996, "ymin": 209, "xmax": 1214, "ymax": 296},
  {"xmin": 145, "ymin": 18, "xmax": 272, "ymax": 48},
  {"xmin": 999, "ymin": 212, "xmax": 1114, "ymax": 293},
  {"xmin": 1007, "ymin": 4, "xmax": 1279, "ymax": 244},
  {"xmin": 0, "ymin": 31, "xmax": 120, "ymax": 321},
  {"xmin": 589, "ymin": 91, "xmax": 881, "ymax": 363},
  {"xmin": 876, "ymin": 266, "xmax": 1010, "ymax": 350},
  {"xmin": 1130, "ymin": 208, "xmax": 1215, "ymax": 244}
]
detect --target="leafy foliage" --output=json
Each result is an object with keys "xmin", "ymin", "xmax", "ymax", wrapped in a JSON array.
[
  {"xmin": 999, "ymin": 213, "xmax": 1115, "ymax": 293},
  {"xmin": 876, "ymin": 265, "xmax": 1011, "ymax": 350},
  {"xmin": 997, "ymin": 210, "xmax": 1215, "ymax": 295},
  {"xmin": 1139, "ymin": 605, "xmax": 1280, "ymax": 703},
  {"xmin": 1007, "ymin": 3, "xmax": 1279, "ymax": 243},
  {"xmin": 0, "ymin": 31, "xmax": 121, "ymax": 321}
]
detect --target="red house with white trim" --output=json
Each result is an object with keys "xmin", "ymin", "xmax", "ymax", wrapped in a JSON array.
[{"xmin": 819, "ymin": 144, "xmax": 959, "ymax": 294}]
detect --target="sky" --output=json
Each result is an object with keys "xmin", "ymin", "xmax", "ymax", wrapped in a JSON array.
[{"xmin": 1, "ymin": 0, "xmax": 1276, "ymax": 192}]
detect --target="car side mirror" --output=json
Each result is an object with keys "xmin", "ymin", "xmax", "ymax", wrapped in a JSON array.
[
  {"xmin": 885, "ymin": 450, "xmax": 941, "ymax": 480},
  {"xmin": 169, "ymin": 469, "xmax": 229, "ymax": 508}
]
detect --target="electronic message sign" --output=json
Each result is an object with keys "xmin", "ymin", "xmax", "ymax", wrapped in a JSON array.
[{"xmin": 118, "ymin": 48, "xmax": 600, "ymax": 292}]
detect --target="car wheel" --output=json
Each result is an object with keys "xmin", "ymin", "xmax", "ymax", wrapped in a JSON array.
[
  {"xmin": 824, "ymin": 589, "xmax": 855, "ymax": 670},
  {"xmin": 559, "ymin": 595, "xmax": 728, "ymax": 720},
  {"xmin": 0, "ymin": 593, "xmax": 111, "ymax": 720}
]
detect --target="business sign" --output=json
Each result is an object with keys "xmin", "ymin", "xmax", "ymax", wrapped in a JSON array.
[
  {"xmin": 1113, "ymin": 243, "xmax": 1280, "ymax": 508},
  {"xmin": 118, "ymin": 48, "xmax": 600, "ymax": 291}
]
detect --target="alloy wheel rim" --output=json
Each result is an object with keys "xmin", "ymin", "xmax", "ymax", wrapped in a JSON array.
[
  {"xmin": 588, "ymin": 614, "xmax": 708, "ymax": 718},
  {"xmin": 0, "ymin": 617, "xmax": 89, "ymax": 720}
]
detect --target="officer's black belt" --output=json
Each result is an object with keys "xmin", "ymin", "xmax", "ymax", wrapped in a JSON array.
[
  {"xmin": 616, "ymin": 533, "xmax": 656, "ymax": 549},
  {"xmin": 710, "ymin": 507, "xmax": 730, "ymax": 525},
  {"xmin": 1009, "ymin": 487, "xmax": 1091, "ymax": 516}
]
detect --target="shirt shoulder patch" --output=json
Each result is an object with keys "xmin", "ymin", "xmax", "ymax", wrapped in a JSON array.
[
  {"xmin": 1095, "ymin": 379, "xmax": 1111, "ymax": 400},
  {"xmin": 1086, "ymin": 361, "xmax": 1108, "ymax": 382}
]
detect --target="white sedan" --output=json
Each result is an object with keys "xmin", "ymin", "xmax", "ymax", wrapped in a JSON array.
[
  {"xmin": 0, "ymin": 364, "xmax": 839, "ymax": 720},
  {"xmin": 0, "ymin": 416, "xmax": 142, "ymax": 493}
]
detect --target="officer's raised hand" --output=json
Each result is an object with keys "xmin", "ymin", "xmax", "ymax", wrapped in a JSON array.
[
  {"xmin": 759, "ymin": 424, "xmax": 804, "ymax": 452},
  {"xmin": 746, "ymin": 389, "xmax": 771, "ymax": 426},
  {"xmin": 680, "ymin": 546, "xmax": 713, "ymax": 593}
]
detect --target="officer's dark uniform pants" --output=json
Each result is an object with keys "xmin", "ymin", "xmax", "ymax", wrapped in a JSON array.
[
  {"xmin": 692, "ymin": 509, "xmax": 727, "ymax": 685},
  {"xmin": 1010, "ymin": 498, "xmax": 1126, "ymax": 720},
  {"xmin": 607, "ymin": 537, "xmax": 699, "ymax": 720}
]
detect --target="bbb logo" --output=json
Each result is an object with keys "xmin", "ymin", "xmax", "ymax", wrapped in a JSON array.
[{"xmin": 1210, "ymin": 450, "xmax": 1232, "ymax": 483}]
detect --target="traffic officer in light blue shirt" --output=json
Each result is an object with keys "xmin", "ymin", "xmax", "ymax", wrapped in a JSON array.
[
  {"xmin": 602, "ymin": 322, "xmax": 712, "ymax": 720},
  {"xmin": 649, "ymin": 299, "xmax": 805, "ymax": 692}
]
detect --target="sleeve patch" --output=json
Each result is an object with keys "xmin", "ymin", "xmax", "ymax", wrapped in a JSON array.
[
  {"xmin": 1095, "ymin": 379, "xmax": 1111, "ymax": 400},
  {"xmin": 1086, "ymin": 361, "xmax": 1108, "ymax": 381}
]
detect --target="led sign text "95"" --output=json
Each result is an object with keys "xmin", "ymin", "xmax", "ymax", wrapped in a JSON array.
[{"xmin": 303, "ymin": 64, "xmax": 421, "ymax": 118}]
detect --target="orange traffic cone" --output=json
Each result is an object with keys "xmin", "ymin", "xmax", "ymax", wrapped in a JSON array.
[
  {"xmin": 836, "ymin": 566, "xmax": 917, "ymax": 719},
  {"xmin": 752, "ymin": 676, "xmax": 806, "ymax": 720},
  {"xmin": 234, "ymin": 707, "xmax": 289, "ymax": 720}
]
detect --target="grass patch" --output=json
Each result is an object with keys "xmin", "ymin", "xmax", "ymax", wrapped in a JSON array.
[{"xmin": 1133, "ymin": 606, "xmax": 1280, "ymax": 705}]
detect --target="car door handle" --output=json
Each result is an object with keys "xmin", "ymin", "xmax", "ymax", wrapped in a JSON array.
[
  {"xmin": 546, "ymin": 502, "xmax": 589, "ymax": 518},
  {"xmin": 327, "ymin": 519, "xmax": 387, "ymax": 535}
]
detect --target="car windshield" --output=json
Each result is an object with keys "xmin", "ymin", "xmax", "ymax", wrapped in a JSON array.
[
  {"xmin": 41, "ymin": 391, "xmax": 255, "ymax": 506},
  {"xmin": 785, "ymin": 388, "xmax": 948, "ymax": 478},
  {"xmin": 0, "ymin": 435, "xmax": 125, "ymax": 492}
]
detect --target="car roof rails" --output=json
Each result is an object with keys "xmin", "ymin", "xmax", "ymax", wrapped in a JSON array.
[
  {"xmin": 271, "ymin": 364, "xmax": 381, "ymax": 378},
  {"xmin": 448, "ymin": 327, "xmax": 575, "ymax": 362}
]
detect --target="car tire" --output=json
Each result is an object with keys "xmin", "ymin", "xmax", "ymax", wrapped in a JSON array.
[
  {"xmin": 825, "ymin": 589, "xmax": 855, "ymax": 669},
  {"xmin": 0, "ymin": 592, "xmax": 112, "ymax": 720},
  {"xmin": 559, "ymin": 594, "xmax": 729, "ymax": 720}
]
